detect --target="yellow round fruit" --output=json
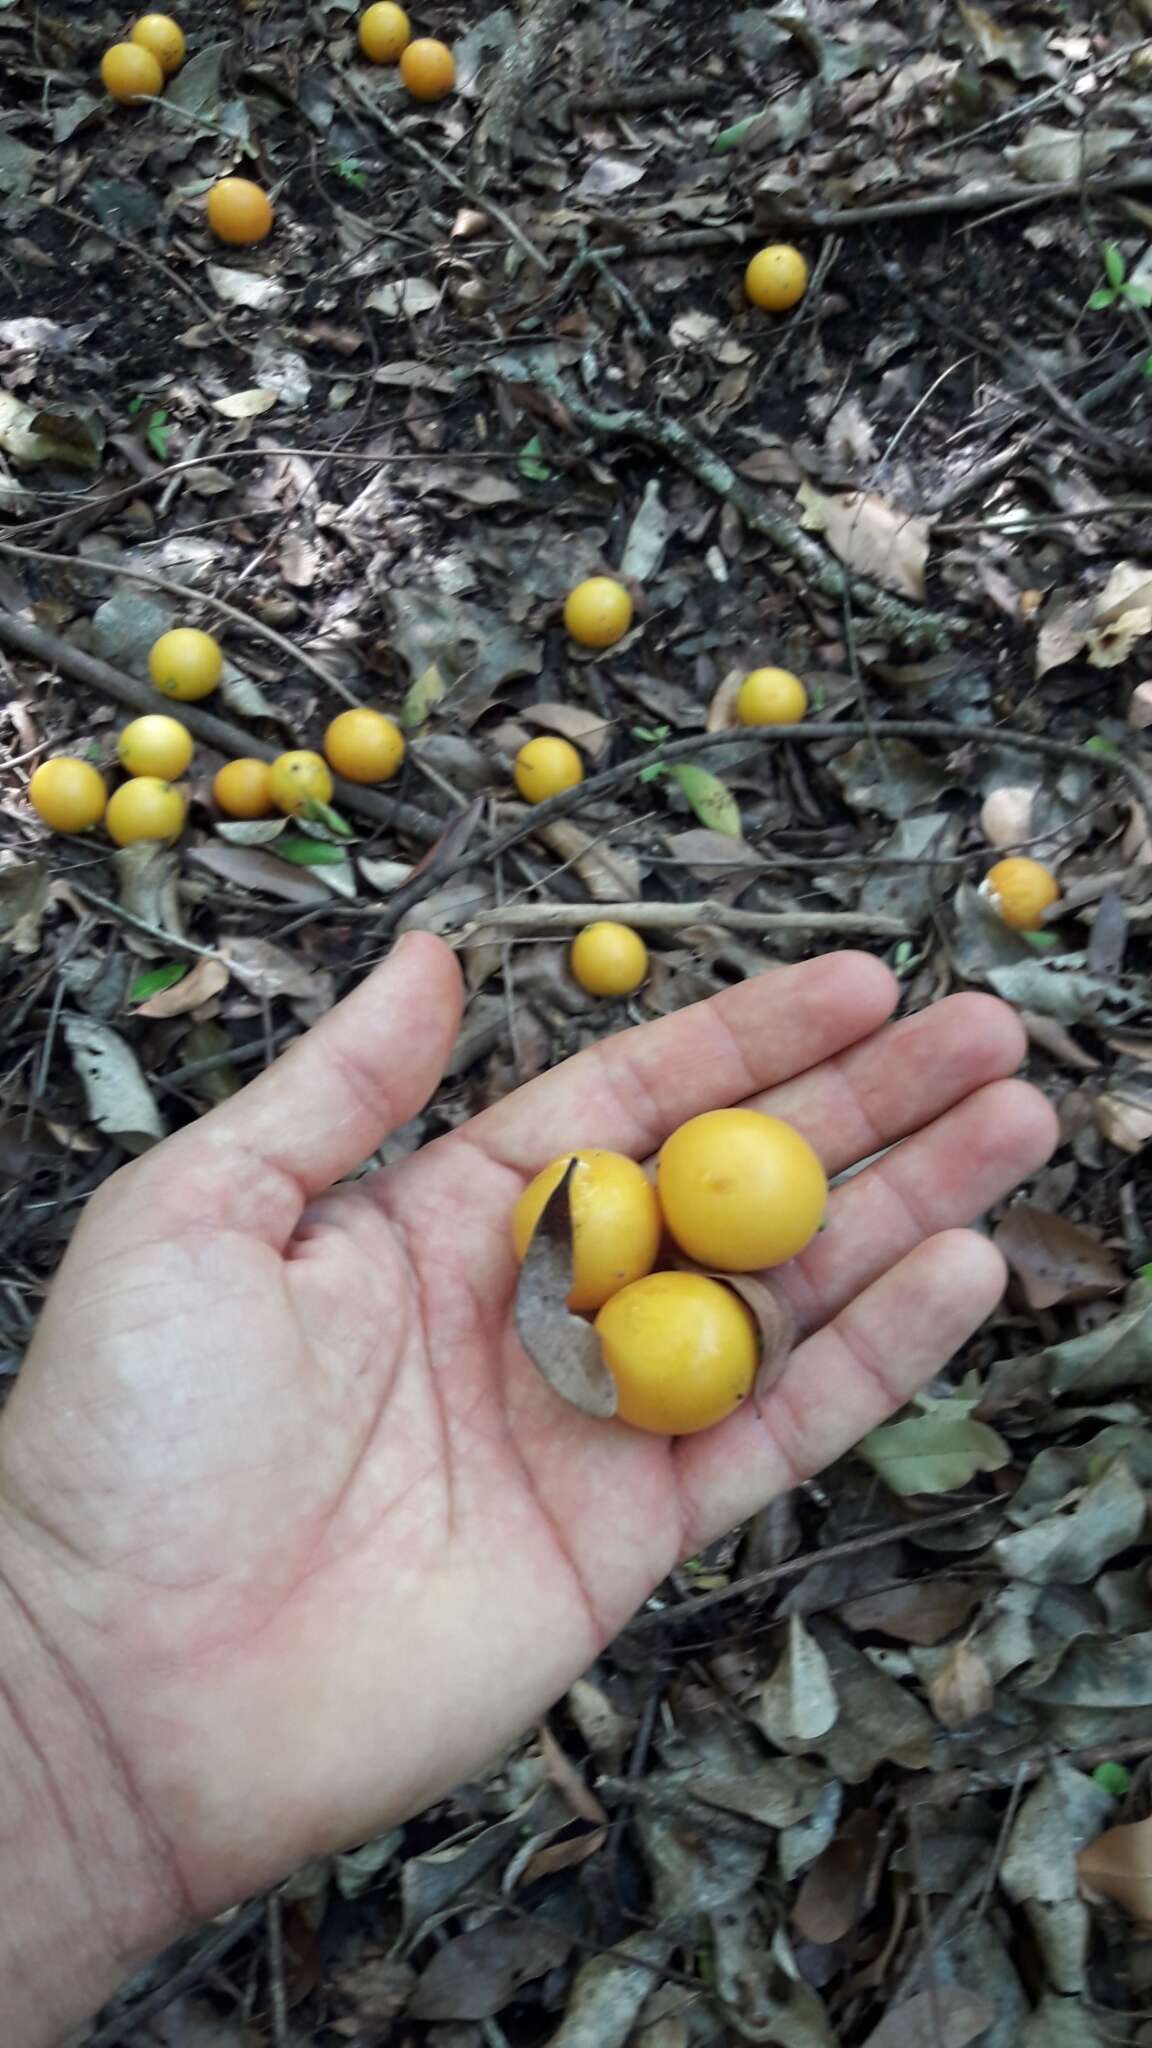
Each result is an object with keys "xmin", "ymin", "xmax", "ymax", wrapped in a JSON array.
[
  {"xmin": 358, "ymin": 1, "xmax": 411, "ymax": 62},
  {"xmin": 28, "ymin": 758, "xmax": 107, "ymax": 834},
  {"xmin": 105, "ymin": 777, "xmax": 186, "ymax": 846},
  {"xmin": 100, "ymin": 42, "xmax": 164, "ymax": 102},
  {"xmin": 400, "ymin": 36, "xmax": 455, "ymax": 98},
  {"xmin": 563, "ymin": 576, "xmax": 633, "ymax": 649},
  {"xmin": 268, "ymin": 750, "xmax": 334, "ymax": 815},
  {"xmin": 984, "ymin": 856, "xmax": 1060, "ymax": 932},
  {"xmin": 513, "ymin": 1149, "xmax": 662, "ymax": 1313},
  {"xmin": 514, "ymin": 735, "xmax": 584, "ymax": 804},
  {"xmin": 744, "ymin": 244, "xmax": 809, "ymax": 312},
  {"xmin": 595, "ymin": 1271, "xmax": 758, "ymax": 1435},
  {"xmin": 213, "ymin": 758, "xmax": 274, "ymax": 819},
  {"xmin": 323, "ymin": 708, "xmax": 405, "ymax": 784},
  {"xmin": 206, "ymin": 178, "xmax": 274, "ymax": 246},
  {"xmin": 569, "ymin": 921, "xmax": 649, "ymax": 998},
  {"xmin": 130, "ymin": 14, "xmax": 185, "ymax": 74},
  {"xmin": 117, "ymin": 714, "xmax": 193, "ymax": 780},
  {"xmin": 736, "ymin": 667, "xmax": 808, "ymax": 726},
  {"xmin": 658, "ymin": 1108, "xmax": 827, "ymax": 1271},
  {"xmin": 149, "ymin": 627, "xmax": 223, "ymax": 702}
]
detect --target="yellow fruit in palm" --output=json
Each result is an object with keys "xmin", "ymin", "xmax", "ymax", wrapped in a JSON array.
[
  {"xmin": 658, "ymin": 1108, "xmax": 827, "ymax": 1271},
  {"xmin": 983, "ymin": 857, "xmax": 1060, "ymax": 931},
  {"xmin": 149, "ymin": 627, "xmax": 223, "ymax": 701},
  {"xmin": 206, "ymin": 178, "xmax": 274, "ymax": 246},
  {"xmin": 595, "ymin": 1271, "xmax": 758, "ymax": 1435},
  {"xmin": 100, "ymin": 42, "xmax": 164, "ymax": 102},
  {"xmin": 513, "ymin": 1149, "xmax": 662, "ymax": 1313},
  {"xmin": 569, "ymin": 921, "xmax": 648, "ymax": 998},
  {"xmin": 744, "ymin": 244, "xmax": 808, "ymax": 312},
  {"xmin": 268, "ymin": 750, "xmax": 333, "ymax": 815},
  {"xmin": 358, "ymin": 2, "xmax": 411, "ymax": 62},
  {"xmin": 323, "ymin": 708, "xmax": 405, "ymax": 784},
  {"xmin": 117, "ymin": 714, "xmax": 194, "ymax": 780},
  {"xmin": 564, "ymin": 576, "xmax": 632, "ymax": 649},
  {"xmin": 736, "ymin": 667, "xmax": 808, "ymax": 726},
  {"xmin": 514, "ymin": 736, "xmax": 584, "ymax": 803},
  {"xmin": 400, "ymin": 36, "xmax": 455, "ymax": 98},
  {"xmin": 130, "ymin": 14, "xmax": 185, "ymax": 74},
  {"xmin": 213, "ymin": 758, "xmax": 274, "ymax": 819},
  {"xmin": 105, "ymin": 776, "xmax": 186, "ymax": 846},
  {"xmin": 28, "ymin": 758, "xmax": 107, "ymax": 833}
]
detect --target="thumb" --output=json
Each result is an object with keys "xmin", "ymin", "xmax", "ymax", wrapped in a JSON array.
[{"xmin": 126, "ymin": 932, "xmax": 464, "ymax": 1242}]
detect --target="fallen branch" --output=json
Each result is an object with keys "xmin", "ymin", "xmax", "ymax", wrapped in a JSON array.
[
  {"xmin": 464, "ymin": 898, "xmax": 912, "ymax": 938},
  {"xmin": 489, "ymin": 353, "xmax": 960, "ymax": 649},
  {"xmin": 570, "ymin": 79, "xmax": 715, "ymax": 113},
  {"xmin": 898, "ymin": 1735, "xmax": 1152, "ymax": 1811},
  {"xmin": 0, "ymin": 610, "xmax": 442, "ymax": 842},
  {"xmin": 474, "ymin": 0, "xmax": 577, "ymax": 170}
]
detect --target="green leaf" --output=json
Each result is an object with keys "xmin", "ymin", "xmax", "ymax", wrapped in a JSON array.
[
  {"xmin": 858, "ymin": 1402, "xmax": 1011, "ymax": 1495},
  {"xmin": 129, "ymin": 962, "xmax": 187, "ymax": 1004},
  {"xmin": 300, "ymin": 799, "xmax": 353, "ymax": 837},
  {"xmin": 671, "ymin": 763, "xmax": 743, "ymax": 839},
  {"xmin": 127, "ymin": 393, "xmax": 145, "ymax": 415},
  {"xmin": 401, "ymin": 661, "xmax": 446, "ymax": 731},
  {"xmin": 632, "ymin": 724, "xmax": 670, "ymax": 745},
  {"xmin": 1092, "ymin": 1761, "xmax": 1131, "ymax": 1795},
  {"xmin": 332, "ymin": 156, "xmax": 366, "ymax": 190},
  {"xmin": 1023, "ymin": 929, "xmax": 1061, "ymax": 951},
  {"xmin": 146, "ymin": 410, "xmax": 171, "ymax": 459},
  {"xmin": 517, "ymin": 433, "xmax": 553, "ymax": 482},
  {"xmin": 637, "ymin": 762, "xmax": 666, "ymax": 784},
  {"xmin": 1088, "ymin": 286, "xmax": 1117, "ymax": 311},
  {"xmin": 277, "ymin": 835, "xmax": 353, "ymax": 866},
  {"xmin": 1085, "ymin": 734, "xmax": 1120, "ymax": 759},
  {"xmin": 1123, "ymin": 282, "xmax": 1152, "ymax": 309},
  {"xmin": 1105, "ymin": 241, "xmax": 1126, "ymax": 288},
  {"xmin": 1144, "ymin": 353, "xmax": 1152, "ymax": 380},
  {"xmin": 712, "ymin": 112, "xmax": 759, "ymax": 153}
]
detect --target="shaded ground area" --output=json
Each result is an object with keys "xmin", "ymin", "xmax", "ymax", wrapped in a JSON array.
[{"xmin": 3, "ymin": 0, "xmax": 1152, "ymax": 2042}]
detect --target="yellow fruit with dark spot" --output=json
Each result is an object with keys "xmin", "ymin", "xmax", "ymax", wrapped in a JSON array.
[
  {"xmin": 358, "ymin": 1, "xmax": 411, "ymax": 62},
  {"xmin": 744, "ymin": 244, "xmax": 808, "ymax": 312},
  {"xmin": 569, "ymin": 921, "xmax": 648, "ymax": 998},
  {"xmin": 106, "ymin": 777, "xmax": 186, "ymax": 846},
  {"xmin": 268, "ymin": 751, "xmax": 333, "ymax": 815},
  {"xmin": 984, "ymin": 857, "xmax": 1060, "ymax": 932},
  {"xmin": 595, "ymin": 1271, "xmax": 758, "ymax": 1435},
  {"xmin": 324, "ymin": 708, "xmax": 406, "ymax": 784},
  {"xmin": 658, "ymin": 1108, "xmax": 827, "ymax": 1271},
  {"xmin": 514, "ymin": 735, "xmax": 584, "ymax": 803},
  {"xmin": 117, "ymin": 715, "xmax": 193, "ymax": 780},
  {"xmin": 564, "ymin": 577, "xmax": 632, "ymax": 649},
  {"xmin": 400, "ymin": 36, "xmax": 455, "ymax": 98},
  {"xmin": 213, "ymin": 758, "xmax": 274, "ymax": 819},
  {"xmin": 28, "ymin": 758, "xmax": 107, "ymax": 833},
  {"xmin": 513, "ymin": 1149, "xmax": 662, "ymax": 1313},
  {"xmin": 100, "ymin": 42, "xmax": 164, "ymax": 101},
  {"xmin": 736, "ymin": 667, "xmax": 808, "ymax": 726},
  {"xmin": 149, "ymin": 628, "xmax": 223, "ymax": 702},
  {"xmin": 130, "ymin": 14, "xmax": 185, "ymax": 74},
  {"xmin": 206, "ymin": 178, "xmax": 274, "ymax": 246}
]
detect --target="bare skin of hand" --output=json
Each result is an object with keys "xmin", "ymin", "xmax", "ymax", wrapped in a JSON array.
[{"xmin": 0, "ymin": 938, "xmax": 1055, "ymax": 1992}]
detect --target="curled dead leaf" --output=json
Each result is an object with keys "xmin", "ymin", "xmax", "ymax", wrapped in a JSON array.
[
  {"xmin": 1078, "ymin": 1813, "xmax": 1152, "ymax": 1922},
  {"xmin": 514, "ymin": 1163, "xmax": 617, "ymax": 1419},
  {"xmin": 133, "ymin": 956, "xmax": 230, "ymax": 1018}
]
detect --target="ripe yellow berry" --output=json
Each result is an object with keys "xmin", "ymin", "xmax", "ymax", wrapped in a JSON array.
[
  {"xmin": 100, "ymin": 42, "xmax": 164, "ymax": 102},
  {"xmin": 569, "ymin": 921, "xmax": 649, "ymax": 998},
  {"xmin": 117, "ymin": 714, "xmax": 193, "ymax": 780},
  {"xmin": 736, "ymin": 667, "xmax": 808, "ymax": 726},
  {"xmin": 28, "ymin": 758, "xmax": 107, "ymax": 834},
  {"xmin": 595, "ymin": 1271, "xmax": 758, "ymax": 1435},
  {"xmin": 268, "ymin": 750, "xmax": 334, "ymax": 815},
  {"xmin": 513, "ymin": 1149, "xmax": 662, "ymax": 1313},
  {"xmin": 983, "ymin": 857, "xmax": 1061, "ymax": 932},
  {"xmin": 658, "ymin": 1108, "xmax": 827, "ymax": 1271},
  {"xmin": 130, "ymin": 14, "xmax": 185, "ymax": 74},
  {"xmin": 149, "ymin": 627, "xmax": 223, "ymax": 702},
  {"xmin": 358, "ymin": 1, "xmax": 411, "ymax": 62},
  {"xmin": 400, "ymin": 36, "xmax": 455, "ymax": 99},
  {"xmin": 213, "ymin": 758, "xmax": 274, "ymax": 819},
  {"xmin": 744, "ymin": 244, "xmax": 809, "ymax": 312},
  {"xmin": 323, "ymin": 708, "xmax": 406, "ymax": 784},
  {"xmin": 206, "ymin": 178, "xmax": 274, "ymax": 246},
  {"xmin": 105, "ymin": 776, "xmax": 186, "ymax": 846},
  {"xmin": 514, "ymin": 735, "xmax": 584, "ymax": 804},
  {"xmin": 563, "ymin": 576, "xmax": 633, "ymax": 649}
]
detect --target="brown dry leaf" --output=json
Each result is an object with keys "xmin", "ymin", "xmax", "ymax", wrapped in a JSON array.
[
  {"xmin": 737, "ymin": 443, "xmax": 802, "ymax": 485},
  {"xmin": 993, "ymin": 1203, "xmax": 1124, "ymax": 1310},
  {"xmin": 535, "ymin": 819, "xmax": 642, "ymax": 902},
  {"xmin": 927, "ymin": 1638, "xmax": 995, "ymax": 1729},
  {"xmin": 840, "ymin": 1580, "xmax": 979, "ymax": 1646},
  {"xmin": 792, "ymin": 1811, "xmax": 878, "ymax": 1945},
  {"xmin": 220, "ymin": 937, "xmax": 325, "ymax": 1001},
  {"xmin": 133, "ymin": 956, "xmax": 230, "ymax": 1018},
  {"xmin": 189, "ymin": 843, "xmax": 330, "ymax": 907},
  {"xmin": 729, "ymin": 1275, "xmax": 795, "ymax": 1401},
  {"xmin": 1020, "ymin": 1012, "xmax": 1101, "ymax": 1073},
  {"xmin": 705, "ymin": 667, "xmax": 745, "ymax": 731},
  {"xmin": 514, "ymin": 1164, "xmax": 617, "ymax": 1419},
  {"xmin": 538, "ymin": 1723, "xmax": 608, "ymax": 1825},
  {"xmin": 1035, "ymin": 592, "xmax": 1093, "ymax": 676},
  {"xmin": 797, "ymin": 482, "xmax": 929, "ymax": 600},
  {"xmin": 1078, "ymin": 1814, "xmax": 1152, "ymax": 1922},
  {"xmin": 521, "ymin": 701, "xmax": 612, "ymax": 759},
  {"xmin": 514, "ymin": 1825, "xmax": 608, "ymax": 1887}
]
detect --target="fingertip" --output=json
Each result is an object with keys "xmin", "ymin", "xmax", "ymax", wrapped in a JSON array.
[
  {"xmin": 810, "ymin": 947, "xmax": 900, "ymax": 1024},
  {"xmin": 941, "ymin": 991, "xmax": 1028, "ymax": 1072},
  {"xmin": 916, "ymin": 1225, "xmax": 1008, "ymax": 1312},
  {"xmin": 393, "ymin": 927, "xmax": 465, "ymax": 1004},
  {"xmin": 975, "ymin": 1074, "xmax": 1061, "ymax": 1176}
]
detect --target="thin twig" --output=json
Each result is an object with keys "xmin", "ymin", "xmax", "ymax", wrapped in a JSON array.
[
  {"xmin": 463, "ymin": 898, "xmax": 912, "ymax": 937},
  {"xmin": 83, "ymin": 1898, "xmax": 267, "ymax": 2048},
  {"xmin": 37, "ymin": 196, "xmax": 226, "ymax": 333},
  {"xmin": 897, "ymin": 1734, "xmax": 1152, "ymax": 1811},
  {"xmin": 570, "ymin": 80, "xmax": 716, "ymax": 113}
]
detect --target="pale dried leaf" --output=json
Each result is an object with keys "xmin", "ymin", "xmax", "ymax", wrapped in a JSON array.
[
  {"xmin": 1096, "ymin": 1088, "xmax": 1152, "ymax": 1152},
  {"xmin": 796, "ymin": 482, "xmax": 929, "ymax": 600},
  {"xmin": 212, "ymin": 388, "xmax": 278, "ymax": 419},
  {"xmin": 994, "ymin": 1457, "xmax": 1147, "ymax": 1583},
  {"xmin": 1005, "ymin": 122, "xmax": 1135, "ymax": 183},
  {"xmin": 535, "ymin": 819, "xmax": 642, "ymax": 901},
  {"xmin": 365, "ymin": 276, "xmax": 441, "ymax": 318},
  {"xmin": 514, "ymin": 1164, "xmax": 617, "ymax": 1419},
  {"xmin": 220, "ymin": 937, "xmax": 324, "ymax": 1001},
  {"xmin": 927, "ymin": 1638, "xmax": 995, "ymax": 1728},
  {"xmin": 754, "ymin": 1614, "xmax": 839, "ymax": 1745},
  {"xmin": 521, "ymin": 702, "xmax": 611, "ymax": 758},
  {"xmin": 133, "ymin": 956, "xmax": 230, "ymax": 1018},
  {"xmin": 1078, "ymin": 1813, "xmax": 1152, "ymax": 1921},
  {"xmin": 575, "ymin": 155, "xmax": 646, "ymax": 199},
  {"xmin": 207, "ymin": 266, "xmax": 288, "ymax": 311},
  {"xmin": 62, "ymin": 1017, "xmax": 166, "ymax": 1151}
]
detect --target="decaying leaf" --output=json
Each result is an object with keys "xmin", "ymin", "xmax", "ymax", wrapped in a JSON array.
[
  {"xmin": 407, "ymin": 1918, "xmax": 570, "ymax": 2021},
  {"xmin": 927, "ymin": 1637, "xmax": 995, "ymax": 1728},
  {"xmin": 993, "ymin": 1203, "xmax": 1125, "ymax": 1310},
  {"xmin": 1000, "ymin": 1763, "xmax": 1113, "ymax": 1992},
  {"xmin": 1078, "ymin": 1813, "xmax": 1152, "ymax": 1922},
  {"xmin": 514, "ymin": 1164, "xmax": 617, "ymax": 1419},
  {"xmin": 754, "ymin": 1613, "xmax": 839, "ymax": 1746},
  {"xmin": 796, "ymin": 482, "xmax": 929, "ymax": 599},
  {"xmin": 0, "ymin": 859, "xmax": 48, "ymax": 954},
  {"xmin": 993, "ymin": 1457, "xmax": 1147, "ymax": 1584},
  {"xmin": 62, "ymin": 1016, "xmax": 166, "ymax": 1152}
]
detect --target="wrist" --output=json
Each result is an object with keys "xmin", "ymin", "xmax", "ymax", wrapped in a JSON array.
[{"xmin": 0, "ymin": 1554, "xmax": 187, "ymax": 2047}]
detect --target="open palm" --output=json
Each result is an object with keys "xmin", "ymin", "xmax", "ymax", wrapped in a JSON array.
[{"xmin": 0, "ymin": 934, "xmax": 1054, "ymax": 1927}]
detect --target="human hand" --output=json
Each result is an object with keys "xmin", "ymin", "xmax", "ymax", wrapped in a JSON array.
[{"xmin": 0, "ymin": 937, "xmax": 1055, "ymax": 2021}]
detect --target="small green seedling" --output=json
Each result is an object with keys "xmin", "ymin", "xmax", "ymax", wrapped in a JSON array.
[
  {"xmin": 1090, "ymin": 242, "xmax": 1151, "ymax": 313},
  {"xmin": 128, "ymin": 395, "xmax": 171, "ymax": 460},
  {"xmin": 330, "ymin": 155, "xmax": 367, "ymax": 191}
]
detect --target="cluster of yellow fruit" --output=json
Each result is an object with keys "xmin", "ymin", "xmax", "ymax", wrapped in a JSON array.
[
  {"xmin": 358, "ymin": 2, "xmax": 455, "ymax": 99},
  {"xmin": 514, "ymin": 1108, "xmax": 827, "ymax": 1434},
  {"xmin": 27, "ymin": 626, "xmax": 408, "ymax": 843},
  {"xmin": 99, "ymin": 13, "xmax": 185, "ymax": 105}
]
